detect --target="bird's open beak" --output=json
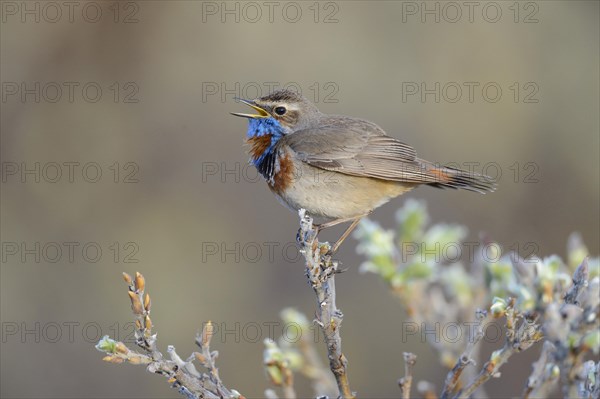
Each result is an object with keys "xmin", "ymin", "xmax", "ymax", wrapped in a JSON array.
[{"xmin": 230, "ymin": 98, "xmax": 270, "ymax": 119}]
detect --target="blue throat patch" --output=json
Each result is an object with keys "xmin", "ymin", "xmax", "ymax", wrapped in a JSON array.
[
  {"xmin": 246, "ymin": 117, "xmax": 284, "ymax": 139},
  {"xmin": 245, "ymin": 117, "xmax": 286, "ymax": 182},
  {"xmin": 246, "ymin": 117, "xmax": 285, "ymax": 167}
]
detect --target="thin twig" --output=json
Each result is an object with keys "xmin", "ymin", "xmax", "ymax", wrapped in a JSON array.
[
  {"xmin": 555, "ymin": 257, "xmax": 592, "ymax": 398},
  {"xmin": 455, "ymin": 301, "xmax": 542, "ymax": 399},
  {"xmin": 96, "ymin": 272, "xmax": 244, "ymax": 399},
  {"xmin": 398, "ymin": 352, "xmax": 417, "ymax": 399},
  {"xmin": 440, "ymin": 310, "xmax": 487, "ymax": 399},
  {"xmin": 522, "ymin": 341, "xmax": 558, "ymax": 399},
  {"xmin": 194, "ymin": 320, "xmax": 230, "ymax": 394},
  {"xmin": 564, "ymin": 257, "xmax": 589, "ymax": 306},
  {"xmin": 455, "ymin": 343, "xmax": 514, "ymax": 399},
  {"xmin": 298, "ymin": 209, "xmax": 355, "ymax": 399},
  {"xmin": 263, "ymin": 338, "xmax": 297, "ymax": 399}
]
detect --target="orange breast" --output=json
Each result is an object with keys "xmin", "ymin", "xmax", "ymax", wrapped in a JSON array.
[{"xmin": 270, "ymin": 152, "xmax": 294, "ymax": 195}]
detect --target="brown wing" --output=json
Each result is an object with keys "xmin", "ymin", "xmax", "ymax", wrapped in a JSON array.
[
  {"xmin": 281, "ymin": 117, "xmax": 495, "ymax": 193},
  {"xmin": 281, "ymin": 117, "xmax": 435, "ymax": 183}
]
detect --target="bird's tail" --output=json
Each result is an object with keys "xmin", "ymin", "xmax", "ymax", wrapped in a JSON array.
[{"xmin": 420, "ymin": 161, "xmax": 497, "ymax": 194}]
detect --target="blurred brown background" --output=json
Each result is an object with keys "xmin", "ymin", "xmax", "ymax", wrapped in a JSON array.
[{"xmin": 1, "ymin": 1, "xmax": 598, "ymax": 398}]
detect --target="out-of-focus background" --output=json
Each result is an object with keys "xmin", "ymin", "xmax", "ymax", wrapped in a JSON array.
[{"xmin": 1, "ymin": 1, "xmax": 598, "ymax": 398}]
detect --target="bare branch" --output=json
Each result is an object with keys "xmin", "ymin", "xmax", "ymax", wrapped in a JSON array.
[{"xmin": 398, "ymin": 352, "xmax": 417, "ymax": 399}]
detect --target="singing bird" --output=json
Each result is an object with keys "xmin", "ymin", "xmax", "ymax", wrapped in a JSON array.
[{"xmin": 232, "ymin": 90, "xmax": 495, "ymax": 252}]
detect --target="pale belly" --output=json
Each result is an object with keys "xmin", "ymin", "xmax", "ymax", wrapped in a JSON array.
[{"xmin": 269, "ymin": 161, "xmax": 415, "ymax": 224}]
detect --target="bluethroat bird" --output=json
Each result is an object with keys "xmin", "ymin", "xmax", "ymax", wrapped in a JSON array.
[{"xmin": 232, "ymin": 90, "xmax": 495, "ymax": 252}]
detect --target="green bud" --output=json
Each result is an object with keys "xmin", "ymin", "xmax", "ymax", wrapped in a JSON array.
[
  {"xmin": 490, "ymin": 348, "xmax": 503, "ymax": 363},
  {"xmin": 95, "ymin": 335, "xmax": 117, "ymax": 353},
  {"xmin": 490, "ymin": 297, "xmax": 507, "ymax": 318},
  {"xmin": 263, "ymin": 338, "xmax": 285, "ymax": 385},
  {"xmin": 265, "ymin": 363, "xmax": 283, "ymax": 386}
]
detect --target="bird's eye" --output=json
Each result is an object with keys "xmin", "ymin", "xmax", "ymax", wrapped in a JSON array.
[{"xmin": 274, "ymin": 106, "xmax": 287, "ymax": 116}]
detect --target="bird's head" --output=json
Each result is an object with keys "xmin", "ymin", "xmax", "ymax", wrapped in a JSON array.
[{"xmin": 231, "ymin": 89, "xmax": 321, "ymax": 137}]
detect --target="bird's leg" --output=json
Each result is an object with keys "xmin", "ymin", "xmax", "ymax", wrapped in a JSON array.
[
  {"xmin": 315, "ymin": 213, "xmax": 370, "ymax": 254},
  {"xmin": 316, "ymin": 215, "xmax": 362, "ymax": 230},
  {"xmin": 330, "ymin": 217, "xmax": 363, "ymax": 254}
]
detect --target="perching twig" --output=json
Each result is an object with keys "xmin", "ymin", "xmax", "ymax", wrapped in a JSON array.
[
  {"xmin": 297, "ymin": 209, "xmax": 355, "ymax": 399},
  {"xmin": 398, "ymin": 352, "xmax": 417, "ymax": 399}
]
